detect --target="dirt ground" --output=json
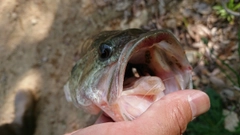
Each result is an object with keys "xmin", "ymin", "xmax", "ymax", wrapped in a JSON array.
[
  {"xmin": 0, "ymin": 0, "xmax": 164, "ymax": 134},
  {"xmin": 0, "ymin": 0, "xmax": 239, "ymax": 135}
]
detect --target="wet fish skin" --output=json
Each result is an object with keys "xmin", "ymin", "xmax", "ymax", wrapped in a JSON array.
[{"xmin": 65, "ymin": 28, "xmax": 192, "ymax": 121}]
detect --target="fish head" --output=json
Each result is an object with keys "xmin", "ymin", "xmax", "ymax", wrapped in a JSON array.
[{"xmin": 64, "ymin": 29, "xmax": 192, "ymax": 121}]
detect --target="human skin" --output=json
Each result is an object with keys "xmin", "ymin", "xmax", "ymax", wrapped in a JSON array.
[{"xmin": 66, "ymin": 90, "xmax": 210, "ymax": 135}]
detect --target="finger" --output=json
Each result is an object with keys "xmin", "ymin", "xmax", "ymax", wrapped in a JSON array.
[
  {"xmin": 133, "ymin": 90, "xmax": 210, "ymax": 135},
  {"xmin": 69, "ymin": 121, "xmax": 133, "ymax": 135}
]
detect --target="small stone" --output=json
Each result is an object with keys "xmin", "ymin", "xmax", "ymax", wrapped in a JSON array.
[
  {"xmin": 31, "ymin": 18, "xmax": 38, "ymax": 25},
  {"xmin": 185, "ymin": 50, "xmax": 198, "ymax": 63},
  {"xmin": 42, "ymin": 57, "xmax": 48, "ymax": 62},
  {"xmin": 211, "ymin": 27, "xmax": 218, "ymax": 35},
  {"xmin": 220, "ymin": 89, "xmax": 234, "ymax": 99},
  {"xmin": 158, "ymin": 0, "xmax": 166, "ymax": 15},
  {"xmin": 181, "ymin": 9, "xmax": 192, "ymax": 17},
  {"xmin": 209, "ymin": 75, "xmax": 225, "ymax": 87},
  {"xmin": 193, "ymin": 2, "xmax": 212, "ymax": 15},
  {"xmin": 223, "ymin": 109, "xmax": 239, "ymax": 132},
  {"xmin": 201, "ymin": 75, "xmax": 209, "ymax": 84},
  {"xmin": 11, "ymin": 12, "xmax": 17, "ymax": 20},
  {"xmin": 115, "ymin": 1, "xmax": 130, "ymax": 11},
  {"xmin": 165, "ymin": 19, "xmax": 176, "ymax": 28},
  {"xmin": 192, "ymin": 42, "xmax": 205, "ymax": 48},
  {"xmin": 129, "ymin": 9, "xmax": 148, "ymax": 28}
]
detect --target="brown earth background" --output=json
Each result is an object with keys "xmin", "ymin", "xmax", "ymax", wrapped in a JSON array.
[{"xmin": 0, "ymin": 0, "xmax": 239, "ymax": 135}]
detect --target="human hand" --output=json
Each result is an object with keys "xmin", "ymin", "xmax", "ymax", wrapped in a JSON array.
[{"xmin": 67, "ymin": 90, "xmax": 210, "ymax": 135}]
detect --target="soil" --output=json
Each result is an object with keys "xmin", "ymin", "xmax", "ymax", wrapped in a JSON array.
[{"xmin": 0, "ymin": 0, "xmax": 239, "ymax": 135}]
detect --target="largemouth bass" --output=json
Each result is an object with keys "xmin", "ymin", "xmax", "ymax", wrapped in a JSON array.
[{"xmin": 64, "ymin": 29, "xmax": 192, "ymax": 121}]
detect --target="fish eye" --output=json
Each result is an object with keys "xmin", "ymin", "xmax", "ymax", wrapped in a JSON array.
[{"xmin": 98, "ymin": 43, "xmax": 112, "ymax": 61}]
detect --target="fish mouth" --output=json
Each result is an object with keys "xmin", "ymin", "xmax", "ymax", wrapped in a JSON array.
[{"xmin": 109, "ymin": 30, "xmax": 192, "ymax": 121}]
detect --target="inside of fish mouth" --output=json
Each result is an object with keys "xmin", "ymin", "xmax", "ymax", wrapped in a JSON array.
[
  {"xmin": 123, "ymin": 63, "xmax": 155, "ymax": 86},
  {"xmin": 123, "ymin": 47, "xmax": 165, "ymax": 97},
  {"xmin": 122, "ymin": 44, "xmax": 176, "ymax": 100}
]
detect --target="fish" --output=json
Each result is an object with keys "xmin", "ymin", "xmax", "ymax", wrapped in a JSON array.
[{"xmin": 64, "ymin": 29, "xmax": 192, "ymax": 121}]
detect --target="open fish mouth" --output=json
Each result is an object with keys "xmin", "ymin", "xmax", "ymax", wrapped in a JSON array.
[
  {"xmin": 64, "ymin": 29, "xmax": 192, "ymax": 122},
  {"xmin": 106, "ymin": 30, "xmax": 192, "ymax": 121}
]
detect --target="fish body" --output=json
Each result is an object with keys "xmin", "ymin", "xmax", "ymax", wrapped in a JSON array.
[{"xmin": 64, "ymin": 29, "xmax": 192, "ymax": 121}]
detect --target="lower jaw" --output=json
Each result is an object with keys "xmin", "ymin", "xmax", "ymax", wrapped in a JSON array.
[{"xmin": 116, "ymin": 75, "xmax": 177, "ymax": 121}]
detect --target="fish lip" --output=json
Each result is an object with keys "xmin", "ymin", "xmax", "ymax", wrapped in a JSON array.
[{"xmin": 108, "ymin": 29, "xmax": 192, "ymax": 104}]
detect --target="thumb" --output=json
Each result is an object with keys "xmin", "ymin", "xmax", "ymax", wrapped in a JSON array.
[{"xmin": 133, "ymin": 90, "xmax": 210, "ymax": 135}]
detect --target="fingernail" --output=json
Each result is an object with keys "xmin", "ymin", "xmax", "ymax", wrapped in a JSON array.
[{"xmin": 188, "ymin": 92, "xmax": 210, "ymax": 118}]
